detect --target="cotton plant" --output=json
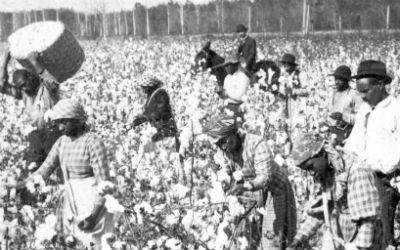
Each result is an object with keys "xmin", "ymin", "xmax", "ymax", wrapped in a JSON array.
[{"xmin": 1, "ymin": 35, "xmax": 400, "ymax": 249}]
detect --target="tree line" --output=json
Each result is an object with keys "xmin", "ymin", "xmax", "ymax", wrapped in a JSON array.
[{"xmin": 0, "ymin": 0, "xmax": 399, "ymax": 41}]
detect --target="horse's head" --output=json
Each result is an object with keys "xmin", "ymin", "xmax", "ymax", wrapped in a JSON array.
[{"xmin": 192, "ymin": 41, "xmax": 213, "ymax": 73}]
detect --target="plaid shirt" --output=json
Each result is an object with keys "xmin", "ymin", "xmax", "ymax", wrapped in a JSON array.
[
  {"xmin": 295, "ymin": 154, "xmax": 383, "ymax": 249},
  {"xmin": 35, "ymin": 132, "xmax": 110, "ymax": 183},
  {"xmin": 225, "ymin": 133, "xmax": 288, "ymax": 196}
]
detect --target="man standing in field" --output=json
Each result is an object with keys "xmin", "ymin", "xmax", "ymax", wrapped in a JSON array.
[
  {"xmin": 326, "ymin": 65, "xmax": 363, "ymax": 145},
  {"xmin": 344, "ymin": 60, "xmax": 400, "ymax": 247}
]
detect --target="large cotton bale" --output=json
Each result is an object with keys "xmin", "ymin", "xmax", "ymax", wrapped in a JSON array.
[{"xmin": 8, "ymin": 21, "xmax": 85, "ymax": 83}]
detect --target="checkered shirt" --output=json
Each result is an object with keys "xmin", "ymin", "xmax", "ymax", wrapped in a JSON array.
[
  {"xmin": 35, "ymin": 132, "xmax": 110, "ymax": 183},
  {"xmin": 294, "ymin": 161, "xmax": 383, "ymax": 249},
  {"xmin": 241, "ymin": 133, "xmax": 287, "ymax": 195}
]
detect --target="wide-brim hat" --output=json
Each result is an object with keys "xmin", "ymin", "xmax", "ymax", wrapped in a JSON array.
[
  {"xmin": 291, "ymin": 133, "xmax": 325, "ymax": 167},
  {"xmin": 279, "ymin": 53, "xmax": 298, "ymax": 66},
  {"xmin": 203, "ymin": 116, "xmax": 238, "ymax": 141},
  {"xmin": 352, "ymin": 60, "xmax": 392, "ymax": 84},
  {"xmin": 236, "ymin": 24, "xmax": 248, "ymax": 33},
  {"xmin": 213, "ymin": 55, "xmax": 239, "ymax": 69},
  {"xmin": 328, "ymin": 65, "xmax": 352, "ymax": 81}
]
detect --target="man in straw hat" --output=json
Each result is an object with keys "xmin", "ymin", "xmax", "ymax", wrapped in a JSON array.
[
  {"xmin": 203, "ymin": 116, "xmax": 297, "ymax": 249},
  {"xmin": 236, "ymin": 24, "xmax": 257, "ymax": 72},
  {"xmin": 288, "ymin": 132, "xmax": 385, "ymax": 250},
  {"xmin": 132, "ymin": 74, "xmax": 178, "ymax": 144},
  {"xmin": 215, "ymin": 55, "xmax": 250, "ymax": 118},
  {"xmin": 344, "ymin": 60, "xmax": 400, "ymax": 247},
  {"xmin": 326, "ymin": 65, "xmax": 363, "ymax": 145},
  {"xmin": 0, "ymin": 49, "xmax": 62, "ymax": 169},
  {"xmin": 10, "ymin": 98, "xmax": 115, "ymax": 249}
]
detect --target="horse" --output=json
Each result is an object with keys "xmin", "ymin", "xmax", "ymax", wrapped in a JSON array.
[
  {"xmin": 193, "ymin": 41, "xmax": 227, "ymax": 89},
  {"xmin": 193, "ymin": 41, "xmax": 281, "ymax": 96}
]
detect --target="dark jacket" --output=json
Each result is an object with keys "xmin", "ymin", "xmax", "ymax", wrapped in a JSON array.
[
  {"xmin": 134, "ymin": 88, "xmax": 177, "ymax": 141},
  {"xmin": 238, "ymin": 36, "xmax": 257, "ymax": 72}
]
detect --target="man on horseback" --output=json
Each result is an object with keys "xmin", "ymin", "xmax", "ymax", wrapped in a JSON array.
[{"xmin": 236, "ymin": 24, "xmax": 257, "ymax": 73}]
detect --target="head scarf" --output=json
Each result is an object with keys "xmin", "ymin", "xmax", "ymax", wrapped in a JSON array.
[
  {"xmin": 203, "ymin": 116, "xmax": 238, "ymax": 140},
  {"xmin": 46, "ymin": 98, "xmax": 87, "ymax": 123},
  {"xmin": 291, "ymin": 133, "xmax": 325, "ymax": 166},
  {"xmin": 140, "ymin": 74, "xmax": 163, "ymax": 88}
]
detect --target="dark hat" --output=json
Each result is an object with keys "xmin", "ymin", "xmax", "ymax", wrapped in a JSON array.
[
  {"xmin": 352, "ymin": 60, "xmax": 392, "ymax": 84},
  {"xmin": 202, "ymin": 41, "xmax": 211, "ymax": 51},
  {"xmin": 236, "ymin": 24, "xmax": 248, "ymax": 33},
  {"xmin": 203, "ymin": 116, "xmax": 238, "ymax": 140},
  {"xmin": 279, "ymin": 53, "xmax": 298, "ymax": 66},
  {"xmin": 329, "ymin": 65, "xmax": 352, "ymax": 81}
]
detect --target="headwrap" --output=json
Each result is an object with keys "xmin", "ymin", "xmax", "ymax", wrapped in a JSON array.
[
  {"xmin": 140, "ymin": 74, "xmax": 163, "ymax": 88},
  {"xmin": 46, "ymin": 98, "xmax": 87, "ymax": 123},
  {"xmin": 291, "ymin": 133, "xmax": 325, "ymax": 166},
  {"xmin": 203, "ymin": 116, "xmax": 238, "ymax": 140}
]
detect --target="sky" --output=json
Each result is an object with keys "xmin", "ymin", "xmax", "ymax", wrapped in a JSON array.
[{"xmin": 0, "ymin": 0, "xmax": 217, "ymax": 13}]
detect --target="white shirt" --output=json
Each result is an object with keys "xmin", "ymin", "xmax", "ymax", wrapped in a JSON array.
[
  {"xmin": 223, "ymin": 70, "xmax": 250, "ymax": 103},
  {"xmin": 344, "ymin": 95, "xmax": 400, "ymax": 174},
  {"xmin": 327, "ymin": 88, "xmax": 363, "ymax": 126}
]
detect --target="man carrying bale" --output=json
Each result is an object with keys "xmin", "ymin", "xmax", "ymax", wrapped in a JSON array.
[{"xmin": 0, "ymin": 49, "xmax": 61, "ymax": 168}]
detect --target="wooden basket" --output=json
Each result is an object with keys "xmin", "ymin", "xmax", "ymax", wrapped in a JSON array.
[{"xmin": 8, "ymin": 21, "xmax": 85, "ymax": 83}]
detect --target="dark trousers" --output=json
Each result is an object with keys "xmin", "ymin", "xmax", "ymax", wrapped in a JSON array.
[{"xmin": 378, "ymin": 175, "xmax": 400, "ymax": 245}]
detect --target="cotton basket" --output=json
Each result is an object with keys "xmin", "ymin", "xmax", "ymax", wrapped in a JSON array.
[{"xmin": 8, "ymin": 21, "xmax": 85, "ymax": 83}]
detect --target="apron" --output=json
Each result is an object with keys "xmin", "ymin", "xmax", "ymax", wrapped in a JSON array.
[{"xmin": 59, "ymin": 137, "xmax": 114, "ymax": 249}]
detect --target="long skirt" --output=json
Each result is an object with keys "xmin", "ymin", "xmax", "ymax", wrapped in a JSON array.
[
  {"xmin": 259, "ymin": 181, "xmax": 297, "ymax": 250},
  {"xmin": 58, "ymin": 177, "xmax": 114, "ymax": 249}
]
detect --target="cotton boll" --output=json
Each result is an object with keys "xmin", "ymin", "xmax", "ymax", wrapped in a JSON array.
[
  {"xmin": 165, "ymin": 238, "xmax": 182, "ymax": 250},
  {"xmin": 208, "ymin": 181, "xmax": 226, "ymax": 204},
  {"xmin": 104, "ymin": 195, "xmax": 125, "ymax": 214},
  {"xmin": 171, "ymin": 184, "xmax": 189, "ymax": 199},
  {"xmin": 227, "ymin": 196, "xmax": 245, "ymax": 217}
]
